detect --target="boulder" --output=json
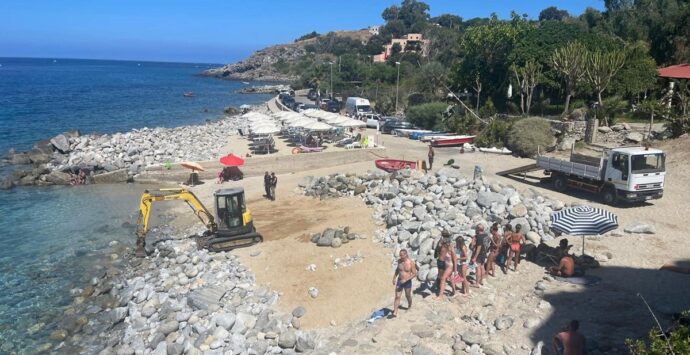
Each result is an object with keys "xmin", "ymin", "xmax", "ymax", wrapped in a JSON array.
[
  {"xmin": 92, "ymin": 169, "xmax": 129, "ymax": 184},
  {"xmin": 476, "ymin": 191, "xmax": 504, "ymax": 208},
  {"xmin": 436, "ymin": 167, "xmax": 461, "ymax": 179},
  {"xmin": 509, "ymin": 218, "xmax": 531, "ymax": 233},
  {"xmin": 525, "ymin": 231, "xmax": 541, "ymax": 244},
  {"xmin": 187, "ymin": 286, "xmax": 226, "ymax": 310},
  {"xmin": 625, "ymin": 132, "xmax": 644, "ymax": 143},
  {"xmin": 159, "ymin": 320, "xmax": 179, "ymax": 335},
  {"xmin": 9, "ymin": 153, "xmax": 31, "ymax": 165},
  {"xmin": 624, "ymin": 222, "xmax": 656, "ymax": 234},
  {"xmin": 278, "ymin": 330, "xmax": 297, "ymax": 349},
  {"xmin": 215, "ymin": 313, "xmax": 236, "ymax": 330},
  {"xmin": 44, "ymin": 171, "xmax": 72, "ymax": 185},
  {"xmin": 317, "ymin": 229, "xmax": 335, "ymax": 246},
  {"xmin": 28, "ymin": 149, "xmax": 53, "ymax": 164},
  {"xmin": 494, "ymin": 316, "xmax": 514, "ymax": 330},
  {"xmin": 461, "ymin": 331, "xmax": 482, "ymax": 345},
  {"xmin": 330, "ymin": 237, "xmax": 342, "ymax": 248},
  {"xmin": 597, "ymin": 126, "xmax": 612, "ymax": 133},
  {"xmin": 510, "ymin": 204, "xmax": 528, "ymax": 218},
  {"xmin": 295, "ymin": 333, "xmax": 316, "ymax": 352},
  {"xmin": 50, "ymin": 134, "xmax": 71, "ymax": 153},
  {"xmin": 292, "ymin": 306, "xmax": 306, "ymax": 318}
]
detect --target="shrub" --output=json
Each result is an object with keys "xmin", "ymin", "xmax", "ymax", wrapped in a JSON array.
[
  {"xmin": 295, "ymin": 31, "xmax": 320, "ymax": 42},
  {"xmin": 506, "ymin": 117, "xmax": 554, "ymax": 157},
  {"xmin": 406, "ymin": 102, "xmax": 448, "ymax": 130},
  {"xmin": 625, "ymin": 310, "xmax": 690, "ymax": 354},
  {"xmin": 475, "ymin": 118, "xmax": 513, "ymax": 148},
  {"xmin": 479, "ymin": 98, "xmax": 497, "ymax": 118}
]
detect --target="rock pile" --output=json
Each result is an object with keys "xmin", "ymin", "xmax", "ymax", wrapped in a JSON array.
[
  {"xmin": 76, "ymin": 229, "xmax": 318, "ymax": 355},
  {"xmin": 301, "ymin": 167, "xmax": 568, "ymax": 282},
  {"xmin": 2, "ymin": 113, "xmax": 255, "ymax": 189},
  {"xmin": 309, "ymin": 227, "xmax": 360, "ymax": 248}
]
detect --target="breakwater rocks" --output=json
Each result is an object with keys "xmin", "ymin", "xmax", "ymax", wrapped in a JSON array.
[
  {"xmin": 2, "ymin": 116, "xmax": 244, "ymax": 189},
  {"xmin": 56, "ymin": 228, "xmax": 317, "ymax": 355},
  {"xmin": 237, "ymin": 85, "xmax": 291, "ymax": 95},
  {"xmin": 301, "ymin": 167, "xmax": 564, "ymax": 269}
]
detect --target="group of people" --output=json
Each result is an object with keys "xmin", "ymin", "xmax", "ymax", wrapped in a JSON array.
[
  {"xmin": 69, "ymin": 169, "xmax": 88, "ymax": 185},
  {"xmin": 263, "ymin": 171, "xmax": 278, "ymax": 201},
  {"xmin": 431, "ymin": 223, "xmax": 527, "ymax": 298},
  {"xmin": 392, "ymin": 223, "xmax": 586, "ymax": 354}
]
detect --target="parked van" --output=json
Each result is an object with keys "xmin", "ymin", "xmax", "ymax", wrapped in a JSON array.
[{"xmin": 345, "ymin": 97, "xmax": 372, "ymax": 117}]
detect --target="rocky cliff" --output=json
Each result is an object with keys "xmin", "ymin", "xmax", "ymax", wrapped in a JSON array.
[{"xmin": 202, "ymin": 43, "xmax": 305, "ymax": 82}]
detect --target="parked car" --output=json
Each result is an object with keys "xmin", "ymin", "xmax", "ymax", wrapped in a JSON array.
[
  {"xmin": 292, "ymin": 102, "xmax": 306, "ymax": 111},
  {"xmin": 381, "ymin": 119, "xmax": 415, "ymax": 134},
  {"xmin": 360, "ymin": 113, "xmax": 383, "ymax": 128},
  {"xmin": 282, "ymin": 95, "xmax": 295, "ymax": 107},
  {"xmin": 300, "ymin": 104, "xmax": 319, "ymax": 112},
  {"xmin": 326, "ymin": 100, "xmax": 341, "ymax": 113}
]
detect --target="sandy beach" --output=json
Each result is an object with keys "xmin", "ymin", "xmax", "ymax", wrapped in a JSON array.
[{"xmin": 151, "ymin": 100, "xmax": 690, "ymax": 353}]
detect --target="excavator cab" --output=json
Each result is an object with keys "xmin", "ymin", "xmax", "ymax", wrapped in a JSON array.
[
  {"xmin": 135, "ymin": 187, "xmax": 262, "ymax": 257},
  {"xmin": 205, "ymin": 188, "xmax": 262, "ymax": 251}
]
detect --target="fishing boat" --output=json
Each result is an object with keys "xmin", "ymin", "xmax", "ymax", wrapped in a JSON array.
[
  {"xmin": 430, "ymin": 135, "xmax": 476, "ymax": 147},
  {"xmin": 242, "ymin": 81, "xmax": 250, "ymax": 85},
  {"xmin": 411, "ymin": 132, "xmax": 450, "ymax": 140},
  {"xmin": 479, "ymin": 147, "xmax": 512, "ymax": 155},
  {"xmin": 375, "ymin": 159, "xmax": 417, "ymax": 172},
  {"xmin": 183, "ymin": 92, "xmax": 195, "ymax": 97}
]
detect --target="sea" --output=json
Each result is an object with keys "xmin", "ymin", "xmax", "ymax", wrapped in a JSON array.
[{"xmin": 0, "ymin": 57, "xmax": 273, "ymax": 352}]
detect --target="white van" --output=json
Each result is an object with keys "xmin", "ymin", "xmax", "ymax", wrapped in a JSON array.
[
  {"xmin": 345, "ymin": 97, "xmax": 372, "ymax": 117},
  {"xmin": 360, "ymin": 113, "xmax": 383, "ymax": 128}
]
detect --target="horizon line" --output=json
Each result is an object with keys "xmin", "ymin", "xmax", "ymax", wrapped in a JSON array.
[{"xmin": 0, "ymin": 55, "xmax": 224, "ymax": 66}]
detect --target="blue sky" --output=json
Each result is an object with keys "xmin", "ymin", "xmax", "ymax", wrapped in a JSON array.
[{"xmin": 0, "ymin": 0, "xmax": 604, "ymax": 64}]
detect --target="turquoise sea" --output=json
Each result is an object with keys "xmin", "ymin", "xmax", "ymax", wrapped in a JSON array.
[{"xmin": 0, "ymin": 58, "xmax": 271, "ymax": 352}]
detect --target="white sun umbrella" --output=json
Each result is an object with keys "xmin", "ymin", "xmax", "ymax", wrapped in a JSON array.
[
  {"xmin": 303, "ymin": 121, "xmax": 333, "ymax": 131},
  {"xmin": 250, "ymin": 122, "xmax": 279, "ymax": 131},
  {"xmin": 326, "ymin": 116, "xmax": 351, "ymax": 125},
  {"xmin": 339, "ymin": 119, "xmax": 366, "ymax": 128},
  {"xmin": 302, "ymin": 109, "xmax": 321, "ymax": 118},
  {"xmin": 291, "ymin": 118, "xmax": 317, "ymax": 128},
  {"xmin": 252, "ymin": 125, "xmax": 281, "ymax": 135},
  {"xmin": 241, "ymin": 112, "xmax": 263, "ymax": 119}
]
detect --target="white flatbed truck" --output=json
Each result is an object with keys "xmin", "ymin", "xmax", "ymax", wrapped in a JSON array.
[{"xmin": 497, "ymin": 146, "xmax": 666, "ymax": 205}]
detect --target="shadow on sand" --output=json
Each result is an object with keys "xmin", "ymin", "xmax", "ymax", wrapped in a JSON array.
[{"xmin": 529, "ymin": 259, "xmax": 690, "ymax": 353}]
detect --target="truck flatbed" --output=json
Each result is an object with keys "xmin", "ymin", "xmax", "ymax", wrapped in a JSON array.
[{"xmin": 536, "ymin": 155, "xmax": 602, "ymax": 181}]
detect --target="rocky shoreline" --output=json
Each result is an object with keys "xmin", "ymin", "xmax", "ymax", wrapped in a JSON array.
[
  {"xmin": 1, "ymin": 105, "xmax": 268, "ymax": 190},
  {"xmin": 237, "ymin": 84, "xmax": 292, "ymax": 95}
]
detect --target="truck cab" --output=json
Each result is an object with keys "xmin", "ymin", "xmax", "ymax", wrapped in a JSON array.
[{"xmin": 603, "ymin": 147, "xmax": 665, "ymax": 203}]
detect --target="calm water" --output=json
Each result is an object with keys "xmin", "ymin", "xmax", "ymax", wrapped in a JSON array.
[
  {"xmin": 0, "ymin": 58, "xmax": 269, "ymax": 352},
  {"xmin": 0, "ymin": 57, "xmax": 272, "ymax": 153}
]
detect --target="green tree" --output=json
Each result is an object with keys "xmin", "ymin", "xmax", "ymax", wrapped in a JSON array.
[
  {"xmin": 625, "ymin": 310, "xmax": 690, "ymax": 354},
  {"xmin": 432, "ymin": 14, "xmax": 462, "ymax": 29},
  {"xmin": 611, "ymin": 41, "xmax": 658, "ymax": 99},
  {"xmin": 539, "ymin": 6, "xmax": 570, "ymax": 21},
  {"xmin": 295, "ymin": 31, "xmax": 320, "ymax": 42},
  {"xmin": 585, "ymin": 48, "xmax": 627, "ymax": 125},
  {"xmin": 413, "ymin": 61, "xmax": 447, "ymax": 101},
  {"xmin": 551, "ymin": 41, "xmax": 587, "ymax": 115},
  {"xmin": 406, "ymin": 102, "xmax": 448, "ymax": 129},
  {"xmin": 511, "ymin": 60, "xmax": 542, "ymax": 115}
]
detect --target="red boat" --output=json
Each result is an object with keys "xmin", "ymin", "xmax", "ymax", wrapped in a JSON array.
[
  {"xmin": 375, "ymin": 159, "xmax": 417, "ymax": 172},
  {"xmin": 430, "ymin": 135, "xmax": 475, "ymax": 147}
]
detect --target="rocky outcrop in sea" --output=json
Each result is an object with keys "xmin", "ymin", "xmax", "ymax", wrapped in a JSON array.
[{"xmin": 202, "ymin": 43, "xmax": 304, "ymax": 82}]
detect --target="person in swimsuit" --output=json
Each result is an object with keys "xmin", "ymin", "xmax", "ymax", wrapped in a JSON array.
[
  {"xmin": 553, "ymin": 320, "xmax": 585, "ymax": 355},
  {"xmin": 434, "ymin": 232, "xmax": 457, "ymax": 298},
  {"xmin": 392, "ymin": 249, "xmax": 417, "ymax": 317},
  {"xmin": 454, "ymin": 236, "xmax": 471, "ymax": 296},
  {"xmin": 486, "ymin": 223, "xmax": 502, "ymax": 277},
  {"xmin": 472, "ymin": 225, "xmax": 490, "ymax": 287},
  {"xmin": 506, "ymin": 224, "xmax": 525, "ymax": 272}
]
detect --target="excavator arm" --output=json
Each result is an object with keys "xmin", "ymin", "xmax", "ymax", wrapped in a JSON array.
[{"xmin": 135, "ymin": 188, "xmax": 216, "ymax": 257}]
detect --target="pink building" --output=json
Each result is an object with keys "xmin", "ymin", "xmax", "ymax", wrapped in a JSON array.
[{"xmin": 373, "ymin": 33, "xmax": 430, "ymax": 63}]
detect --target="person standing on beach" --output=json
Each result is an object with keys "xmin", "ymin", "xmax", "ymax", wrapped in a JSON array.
[
  {"xmin": 553, "ymin": 320, "xmax": 585, "ymax": 355},
  {"xmin": 391, "ymin": 249, "xmax": 416, "ymax": 318},
  {"xmin": 427, "ymin": 145, "xmax": 435, "ymax": 170},
  {"xmin": 486, "ymin": 223, "xmax": 502, "ymax": 277},
  {"xmin": 471, "ymin": 225, "xmax": 490, "ymax": 287},
  {"xmin": 263, "ymin": 171, "xmax": 271, "ymax": 199},
  {"xmin": 434, "ymin": 232, "xmax": 457, "ymax": 298},
  {"xmin": 270, "ymin": 172, "xmax": 277, "ymax": 201},
  {"xmin": 506, "ymin": 224, "xmax": 525, "ymax": 272}
]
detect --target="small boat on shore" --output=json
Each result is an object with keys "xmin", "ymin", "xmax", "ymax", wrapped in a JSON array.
[
  {"xmin": 183, "ymin": 92, "xmax": 195, "ymax": 97},
  {"xmin": 430, "ymin": 135, "xmax": 475, "ymax": 147},
  {"xmin": 375, "ymin": 159, "xmax": 417, "ymax": 172},
  {"xmin": 479, "ymin": 146, "xmax": 512, "ymax": 155}
]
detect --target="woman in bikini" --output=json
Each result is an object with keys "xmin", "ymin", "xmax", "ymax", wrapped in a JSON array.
[
  {"xmin": 506, "ymin": 224, "xmax": 525, "ymax": 272},
  {"xmin": 498, "ymin": 224, "xmax": 512, "ymax": 274},
  {"xmin": 454, "ymin": 236, "xmax": 471, "ymax": 296},
  {"xmin": 434, "ymin": 235, "xmax": 457, "ymax": 298},
  {"xmin": 486, "ymin": 223, "xmax": 502, "ymax": 277}
]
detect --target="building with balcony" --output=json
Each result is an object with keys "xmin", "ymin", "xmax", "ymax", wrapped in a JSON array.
[{"xmin": 372, "ymin": 33, "xmax": 430, "ymax": 63}]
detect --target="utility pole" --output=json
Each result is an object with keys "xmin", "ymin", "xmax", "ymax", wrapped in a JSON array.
[
  {"xmin": 395, "ymin": 61, "xmax": 401, "ymax": 114},
  {"xmin": 328, "ymin": 62, "xmax": 334, "ymax": 98}
]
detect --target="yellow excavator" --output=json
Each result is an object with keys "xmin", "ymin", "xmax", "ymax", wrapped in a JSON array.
[{"xmin": 135, "ymin": 188, "xmax": 263, "ymax": 257}]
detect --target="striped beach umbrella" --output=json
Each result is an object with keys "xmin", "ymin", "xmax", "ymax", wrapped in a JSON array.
[{"xmin": 550, "ymin": 205, "xmax": 618, "ymax": 254}]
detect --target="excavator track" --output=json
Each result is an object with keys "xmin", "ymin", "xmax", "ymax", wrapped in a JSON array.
[{"xmin": 197, "ymin": 232, "xmax": 263, "ymax": 252}]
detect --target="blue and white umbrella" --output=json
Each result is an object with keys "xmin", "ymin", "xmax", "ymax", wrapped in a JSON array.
[{"xmin": 550, "ymin": 205, "xmax": 618, "ymax": 254}]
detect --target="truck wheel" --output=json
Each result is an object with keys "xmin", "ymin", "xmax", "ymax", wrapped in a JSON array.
[
  {"xmin": 553, "ymin": 175, "xmax": 568, "ymax": 192},
  {"xmin": 603, "ymin": 188, "xmax": 618, "ymax": 206}
]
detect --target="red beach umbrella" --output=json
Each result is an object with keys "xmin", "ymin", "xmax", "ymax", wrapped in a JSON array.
[{"xmin": 219, "ymin": 154, "xmax": 245, "ymax": 167}]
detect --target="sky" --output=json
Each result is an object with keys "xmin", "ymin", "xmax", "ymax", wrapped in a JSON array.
[{"xmin": 0, "ymin": 0, "xmax": 604, "ymax": 64}]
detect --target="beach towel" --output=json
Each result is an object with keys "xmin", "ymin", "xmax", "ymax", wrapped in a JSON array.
[
  {"xmin": 553, "ymin": 275, "xmax": 601, "ymax": 285},
  {"xmin": 367, "ymin": 308, "xmax": 389, "ymax": 323}
]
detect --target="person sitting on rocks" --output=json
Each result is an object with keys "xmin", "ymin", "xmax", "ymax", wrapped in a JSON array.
[
  {"xmin": 391, "ymin": 249, "xmax": 416, "ymax": 318},
  {"xmin": 553, "ymin": 320, "xmax": 585, "ymax": 355},
  {"xmin": 434, "ymin": 232, "xmax": 457, "ymax": 298},
  {"xmin": 78, "ymin": 169, "xmax": 87, "ymax": 185},
  {"xmin": 506, "ymin": 224, "xmax": 524, "ymax": 272},
  {"xmin": 550, "ymin": 239, "xmax": 576, "ymax": 277}
]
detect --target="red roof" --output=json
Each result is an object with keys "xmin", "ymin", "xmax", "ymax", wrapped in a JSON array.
[{"xmin": 657, "ymin": 64, "xmax": 690, "ymax": 79}]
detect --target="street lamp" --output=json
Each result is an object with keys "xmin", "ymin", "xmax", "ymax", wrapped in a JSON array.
[
  {"xmin": 395, "ymin": 61, "xmax": 401, "ymax": 114},
  {"xmin": 328, "ymin": 61, "xmax": 334, "ymax": 99}
]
